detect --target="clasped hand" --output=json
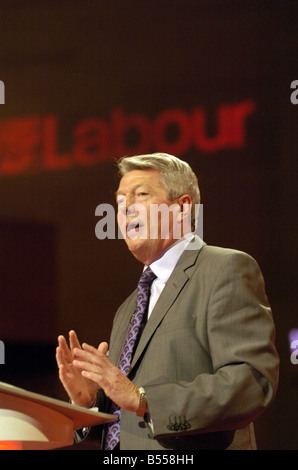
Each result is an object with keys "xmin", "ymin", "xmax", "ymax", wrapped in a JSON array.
[{"xmin": 56, "ymin": 330, "xmax": 139, "ymax": 412}]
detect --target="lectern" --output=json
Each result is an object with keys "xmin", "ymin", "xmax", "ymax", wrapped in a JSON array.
[{"xmin": 0, "ymin": 381, "xmax": 116, "ymax": 450}]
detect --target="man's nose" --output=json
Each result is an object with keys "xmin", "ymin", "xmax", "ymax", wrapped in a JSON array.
[
  {"xmin": 118, "ymin": 195, "xmax": 134, "ymax": 214},
  {"xmin": 122, "ymin": 194, "xmax": 136, "ymax": 214},
  {"xmin": 118, "ymin": 201, "xmax": 135, "ymax": 216},
  {"xmin": 126, "ymin": 200, "xmax": 137, "ymax": 216}
]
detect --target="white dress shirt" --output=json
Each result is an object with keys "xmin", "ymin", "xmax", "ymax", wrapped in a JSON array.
[{"xmin": 146, "ymin": 232, "xmax": 194, "ymax": 319}]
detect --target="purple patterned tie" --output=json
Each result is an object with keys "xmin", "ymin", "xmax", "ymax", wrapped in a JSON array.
[{"xmin": 104, "ymin": 267, "xmax": 156, "ymax": 450}]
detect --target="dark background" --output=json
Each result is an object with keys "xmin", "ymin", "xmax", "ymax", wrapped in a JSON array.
[{"xmin": 0, "ymin": 0, "xmax": 297, "ymax": 449}]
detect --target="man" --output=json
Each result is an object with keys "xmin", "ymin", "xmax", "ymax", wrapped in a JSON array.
[{"xmin": 56, "ymin": 153, "xmax": 279, "ymax": 450}]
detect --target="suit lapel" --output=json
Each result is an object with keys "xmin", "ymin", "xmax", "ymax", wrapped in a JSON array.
[{"xmin": 130, "ymin": 239, "xmax": 205, "ymax": 371}]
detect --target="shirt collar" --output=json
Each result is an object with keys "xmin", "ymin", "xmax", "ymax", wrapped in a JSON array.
[{"xmin": 146, "ymin": 232, "xmax": 194, "ymax": 284}]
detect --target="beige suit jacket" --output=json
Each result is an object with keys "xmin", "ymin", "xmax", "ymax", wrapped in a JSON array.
[{"xmin": 101, "ymin": 237, "xmax": 279, "ymax": 450}]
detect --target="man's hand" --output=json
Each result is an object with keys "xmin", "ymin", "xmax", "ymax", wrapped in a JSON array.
[
  {"xmin": 56, "ymin": 330, "xmax": 103, "ymax": 408},
  {"xmin": 72, "ymin": 342, "xmax": 140, "ymax": 413}
]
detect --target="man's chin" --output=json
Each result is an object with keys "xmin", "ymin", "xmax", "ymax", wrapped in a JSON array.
[
  {"xmin": 125, "ymin": 236, "xmax": 145, "ymax": 252},
  {"xmin": 124, "ymin": 237, "xmax": 150, "ymax": 263}
]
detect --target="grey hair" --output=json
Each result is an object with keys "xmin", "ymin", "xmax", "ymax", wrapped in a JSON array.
[{"xmin": 116, "ymin": 153, "xmax": 200, "ymax": 229}]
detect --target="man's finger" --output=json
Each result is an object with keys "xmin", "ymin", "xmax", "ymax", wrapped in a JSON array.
[
  {"xmin": 82, "ymin": 341, "xmax": 109, "ymax": 357},
  {"xmin": 72, "ymin": 358, "xmax": 99, "ymax": 373},
  {"xmin": 73, "ymin": 346, "xmax": 102, "ymax": 366},
  {"xmin": 57, "ymin": 335, "xmax": 72, "ymax": 365},
  {"xmin": 81, "ymin": 370, "xmax": 106, "ymax": 388},
  {"xmin": 98, "ymin": 341, "xmax": 109, "ymax": 355},
  {"xmin": 69, "ymin": 330, "xmax": 81, "ymax": 351}
]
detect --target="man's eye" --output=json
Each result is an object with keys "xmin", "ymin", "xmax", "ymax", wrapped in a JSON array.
[{"xmin": 137, "ymin": 192, "xmax": 148, "ymax": 197}]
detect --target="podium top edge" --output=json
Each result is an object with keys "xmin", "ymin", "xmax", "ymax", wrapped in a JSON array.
[{"xmin": 0, "ymin": 381, "xmax": 117, "ymax": 427}]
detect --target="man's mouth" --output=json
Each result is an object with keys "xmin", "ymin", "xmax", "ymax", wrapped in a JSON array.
[{"xmin": 126, "ymin": 219, "xmax": 144, "ymax": 238}]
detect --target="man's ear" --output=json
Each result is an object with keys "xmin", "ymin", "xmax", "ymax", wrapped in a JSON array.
[{"xmin": 177, "ymin": 195, "xmax": 192, "ymax": 224}]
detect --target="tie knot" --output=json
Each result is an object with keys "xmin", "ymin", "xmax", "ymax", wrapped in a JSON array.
[{"xmin": 139, "ymin": 267, "xmax": 157, "ymax": 288}]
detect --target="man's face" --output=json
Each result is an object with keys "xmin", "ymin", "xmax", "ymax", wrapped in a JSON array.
[{"xmin": 116, "ymin": 169, "xmax": 183, "ymax": 265}]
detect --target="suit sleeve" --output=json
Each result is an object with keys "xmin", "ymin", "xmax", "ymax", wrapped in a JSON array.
[{"xmin": 143, "ymin": 251, "xmax": 279, "ymax": 439}]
